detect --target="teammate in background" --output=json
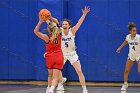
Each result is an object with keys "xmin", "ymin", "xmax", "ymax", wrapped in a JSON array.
[
  {"xmin": 56, "ymin": 6, "xmax": 90, "ymax": 93},
  {"xmin": 116, "ymin": 22, "xmax": 140, "ymax": 91},
  {"xmin": 34, "ymin": 15, "xmax": 64, "ymax": 93}
]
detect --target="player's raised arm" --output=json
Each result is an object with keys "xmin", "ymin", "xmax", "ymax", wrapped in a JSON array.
[
  {"xmin": 51, "ymin": 17, "xmax": 59, "ymax": 25},
  {"xmin": 46, "ymin": 17, "xmax": 59, "ymax": 25},
  {"xmin": 72, "ymin": 6, "xmax": 90, "ymax": 35},
  {"xmin": 34, "ymin": 16, "xmax": 49, "ymax": 43}
]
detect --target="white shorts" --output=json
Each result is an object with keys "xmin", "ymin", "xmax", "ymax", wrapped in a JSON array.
[
  {"xmin": 128, "ymin": 53, "xmax": 140, "ymax": 62},
  {"xmin": 63, "ymin": 51, "xmax": 79, "ymax": 64}
]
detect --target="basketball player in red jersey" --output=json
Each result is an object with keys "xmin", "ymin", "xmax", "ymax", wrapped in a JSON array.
[
  {"xmin": 44, "ymin": 6, "xmax": 90, "ymax": 93},
  {"xmin": 34, "ymin": 15, "xmax": 64, "ymax": 93}
]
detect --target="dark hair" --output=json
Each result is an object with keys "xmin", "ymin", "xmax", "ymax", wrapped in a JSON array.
[
  {"xmin": 128, "ymin": 22, "xmax": 136, "ymax": 31},
  {"xmin": 62, "ymin": 18, "xmax": 72, "ymax": 28}
]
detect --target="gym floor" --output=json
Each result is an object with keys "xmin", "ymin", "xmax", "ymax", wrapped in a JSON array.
[{"xmin": 0, "ymin": 85, "xmax": 140, "ymax": 93}]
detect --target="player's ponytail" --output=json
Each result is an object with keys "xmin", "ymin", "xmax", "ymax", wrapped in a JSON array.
[
  {"xmin": 128, "ymin": 22, "xmax": 136, "ymax": 31},
  {"xmin": 48, "ymin": 22, "xmax": 61, "ymax": 42}
]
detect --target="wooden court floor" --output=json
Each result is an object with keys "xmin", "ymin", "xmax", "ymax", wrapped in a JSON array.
[{"xmin": 0, "ymin": 84, "xmax": 140, "ymax": 93}]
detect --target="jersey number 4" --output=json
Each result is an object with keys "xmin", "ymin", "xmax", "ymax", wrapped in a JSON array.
[{"xmin": 132, "ymin": 46, "xmax": 135, "ymax": 51}]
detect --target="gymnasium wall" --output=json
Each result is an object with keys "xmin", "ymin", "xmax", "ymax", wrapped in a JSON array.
[
  {"xmin": 65, "ymin": 0, "xmax": 140, "ymax": 81},
  {"xmin": 0, "ymin": 0, "xmax": 38, "ymax": 80},
  {"xmin": 0, "ymin": 0, "xmax": 140, "ymax": 82}
]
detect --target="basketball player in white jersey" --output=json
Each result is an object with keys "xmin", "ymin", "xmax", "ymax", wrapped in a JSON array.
[
  {"xmin": 116, "ymin": 22, "xmax": 140, "ymax": 91},
  {"xmin": 56, "ymin": 6, "xmax": 90, "ymax": 93}
]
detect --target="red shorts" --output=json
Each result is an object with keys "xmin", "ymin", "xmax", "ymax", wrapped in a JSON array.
[{"xmin": 45, "ymin": 51, "xmax": 64, "ymax": 70}]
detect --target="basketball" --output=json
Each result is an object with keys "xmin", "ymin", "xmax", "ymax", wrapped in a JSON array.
[{"xmin": 39, "ymin": 9, "xmax": 51, "ymax": 21}]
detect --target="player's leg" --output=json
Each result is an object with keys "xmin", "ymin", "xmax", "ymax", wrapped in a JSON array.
[
  {"xmin": 46, "ymin": 56, "xmax": 53, "ymax": 93},
  {"xmin": 46, "ymin": 69, "xmax": 53, "ymax": 93},
  {"xmin": 121, "ymin": 59, "xmax": 134, "ymax": 91},
  {"xmin": 49, "ymin": 69, "xmax": 61, "ymax": 93},
  {"xmin": 50, "ymin": 52, "xmax": 65, "ymax": 92},
  {"xmin": 56, "ymin": 58, "xmax": 67, "ymax": 91},
  {"xmin": 58, "ymin": 71, "xmax": 63, "ymax": 83},
  {"xmin": 72, "ymin": 61, "xmax": 86, "ymax": 85},
  {"xmin": 56, "ymin": 72, "xmax": 67, "ymax": 91},
  {"xmin": 69, "ymin": 51, "xmax": 88, "ymax": 93},
  {"xmin": 72, "ymin": 61, "xmax": 88, "ymax": 93}
]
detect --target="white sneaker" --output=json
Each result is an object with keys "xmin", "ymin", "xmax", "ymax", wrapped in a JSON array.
[
  {"xmin": 56, "ymin": 91, "xmax": 64, "ymax": 93},
  {"xmin": 121, "ymin": 83, "xmax": 128, "ymax": 91},
  {"xmin": 48, "ymin": 91, "xmax": 54, "ymax": 93},
  {"xmin": 46, "ymin": 87, "xmax": 50, "ymax": 93},
  {"xmin": 83, "ymin": 89, "xmax": 88, "ymax": 93},
  {"xmin": 61, "ymin": 77, "xmax": 67, "ymax": 84},
  {"xmin": 56, "ymin": 83, "xmax": 65, "ymax": 91},
  {"xmin": 48, "ymin": 90, "xmax": 54, "ymax": 93},
  {"xmin": 56, "ymin": 77, "xmax": 67, "ymax": 91}
]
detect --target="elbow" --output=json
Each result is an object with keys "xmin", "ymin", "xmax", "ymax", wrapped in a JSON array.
[
  {"xmin": 34, "ymin": 30, "xmax": 36, "ymax": 34},
  {"xmin": 56, "ymin": 20, "xmax": 59, "ymax": 24},
  {"xmin": 34, "ymin": 30, "xmax": 37, "ymax": 35}
]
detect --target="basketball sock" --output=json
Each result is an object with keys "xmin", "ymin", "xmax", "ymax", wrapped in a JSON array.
[
  {"xmin": 49, "ymin": 86, "xmax": 55, "ymax": 92},
  {"xmin": 124, "ymin": 82, "xmax": 128, "ymax": 84},
  {"xmin": 82, "ymin": 86, "xmax": 87, "ymax": 90}
]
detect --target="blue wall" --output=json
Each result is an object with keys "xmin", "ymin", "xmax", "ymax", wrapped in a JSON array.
[
  {"xmin": 0, "ymin": 0, "xmax": 38, "ymax": 80},
  {"xmin": 0, "ymin": 0, "xmax": 140, "ymax": 81}
]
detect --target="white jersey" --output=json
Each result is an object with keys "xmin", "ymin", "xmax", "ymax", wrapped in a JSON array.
[
  {"xmin": 61, "ymin": 28, "xmax": 76, "ymax": 53},
  {"xmin": 126, "ymin": 34, "xmax": 140, "ymax": 54}
]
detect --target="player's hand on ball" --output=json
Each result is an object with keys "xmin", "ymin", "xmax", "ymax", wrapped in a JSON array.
[{"xmin": 39, "ymin": 15, "xmax": 44, "ymax": 23}]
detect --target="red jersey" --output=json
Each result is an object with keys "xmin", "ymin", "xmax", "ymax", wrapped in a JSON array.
[
  {"xmin": 46, "ymin": 33, "xmax": 62, "ymax": 54},
  {"xmin": 45, "ymin": 33, "xmax": 64, "ymax": 70}
]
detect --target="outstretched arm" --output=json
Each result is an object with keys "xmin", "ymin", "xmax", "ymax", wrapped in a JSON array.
[
  {"xmin": 51, "ymin": 17, "xmax": 59, "ymax": 24},
  {"xmin": 72, "ymin": 6, "xmax": 90, "ymax": 35},
  {"xmin": 116, "ymin": 40, "xmax": 128, "ymax": 53},
  {"xmin": 46, "ymin": 16, "xmax": 59, "ymax": 25},
  {"xmin": 34, "ymin": 16, "xmax": 49, "ymax": 43}
]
